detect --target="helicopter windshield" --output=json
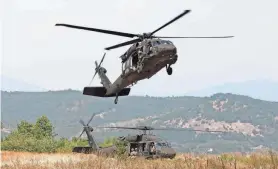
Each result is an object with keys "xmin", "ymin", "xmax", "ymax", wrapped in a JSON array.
[
  {"xmin": 152, "ymin": 40, "xmax": 161, "ymax": 46},
  {"xmin": 161, "ymin": 40, "xmax": 173, "ymax": 44},
  {"xmin": 152, "ymin": 40, "xmax": 172, "ymax": 46},
  {"xmin": 155, "ymin": 142, "xmax": 171, "ymax": 147}
]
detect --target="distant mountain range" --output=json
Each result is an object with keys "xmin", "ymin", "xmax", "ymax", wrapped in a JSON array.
[
  {"xmin": 186, "ymin": 80, "xmax": 278, "ymax": 102},
  {"xmin": 1, "ymin": 75, "xmax": 277, "ymax": 101},
  {"xmin": 1, "ymin": 75, "xmax": 46, "ymax": 92},
  {"xmin": 1, "ymin": 90, "xmax": 278, "ymax": 154}
]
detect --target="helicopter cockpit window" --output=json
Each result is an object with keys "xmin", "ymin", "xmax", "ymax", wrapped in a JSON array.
[
  {"xmin": 152, "ymin": 41, "xmax": 161, "ymax": 46},
  {"xmin": 155, "ymin": 142, "xmax": 170, "ymax": 147},
  {"xmin": 166, "ymin": 40, "xmax": 173, "ymax": 44},
  {"xmin": 160, "ymin": 40, "xmax": 172, "ymax": 45}
]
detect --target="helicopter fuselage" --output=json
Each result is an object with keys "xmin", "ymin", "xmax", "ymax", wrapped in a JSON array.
[
  {"xmin": 73, "ymin": 122, "xmax": 177, "ymax": 159},
  {"xmin": 82, "ymin": 38, "xmax": 178, "ymax": 104},
  {"xmin": 104, "ymin": 38, "xmax": 178, "ymax": 96},
  {"xmin": 123, "ymin": 133, "xmax": 177, "ymax": 159}
]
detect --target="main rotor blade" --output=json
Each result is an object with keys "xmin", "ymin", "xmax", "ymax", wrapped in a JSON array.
[
  {"xmin": 155, "ymin": 36, "xmax": 234, "ymax": 39},
  {"xmin": 148, "ymin": 127, "xmax": 226, "ymax": 133},
  {"xmin": 96, "ymin": 126, "xmax": 226, "ymax": 133},
  {"xmin": 55, "ymin": 23, "xmax": 138, "ymax": 38},
  {"xmin": 105, "ymin": 38, "xmax": 141, "ymax": 50},
  {"xmin": 150, "ymin": 10, "xmax": 191, "ymax": 36},
  {"xmin": 96, "ymin": 126, "xmax": 140, "ymax": 130}
]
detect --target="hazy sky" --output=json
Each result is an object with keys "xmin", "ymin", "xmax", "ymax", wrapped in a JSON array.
[{"xmin": 1, "ymin": 0, "xmax": 278, "ymax": 96}]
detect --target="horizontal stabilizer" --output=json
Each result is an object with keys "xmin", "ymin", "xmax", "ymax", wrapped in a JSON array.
[{"xmin": 83, "ymin": 87, "xmax": 131, "ymax": 97}]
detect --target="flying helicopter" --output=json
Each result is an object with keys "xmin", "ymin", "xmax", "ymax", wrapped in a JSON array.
[
  {"xmin": 55, "ymin": 10, "xmax": 234, "ymax": 104},
  {"xmin": 73, "ymin": 113, "xmax": 226, "ymax": 159}
]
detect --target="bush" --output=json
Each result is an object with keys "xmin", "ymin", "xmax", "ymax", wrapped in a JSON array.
[
  {"xmin": 1, "ymin": 116, "xmax": 58, "ymax": 153},
  {"xmin": 1, "ymin": 116, "xmax": 88, "ymax": 153},
  {"xmin": 116, "ymin": 141, "xmax": 128, "ymax": 157},
  {"xmin": 1, "ymin": 116, "xmax": 127, "ymax": 155},
  {"xmin": 55, "ymin": 137, "xmax": 88, "ymax": 153},
  {"xmin": 99, "ymin": 137, "xmax": 117, "ymax": 147}
]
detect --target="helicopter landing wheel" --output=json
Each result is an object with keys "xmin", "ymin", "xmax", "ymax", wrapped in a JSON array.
[
  {"xmin": 166, "ymin": 66, "xmax": 173, "ymax": 75},
  {"xmin": 114, "ymin": 96, "xmax": 118, "ymax": 104}
]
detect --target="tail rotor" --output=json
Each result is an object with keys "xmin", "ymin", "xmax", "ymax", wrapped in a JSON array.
[
  {"xmin": 89, "ymin": 53, "xmax": 106, "ymax": 85},
  {"xmin": 78, "ymin": 113, "xmax": 97, "ymax": 139},
  {"xmin": 74, "ymin": 113, "xmax": 100, "ymax": 152}
]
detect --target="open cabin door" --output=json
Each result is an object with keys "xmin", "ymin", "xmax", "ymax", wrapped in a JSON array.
[
  {"xmin": 142, "ymin": 142, "xmax": 150, "ymax": 156},
  {"xmin": 123, "ymin": 55, "xmax": 135, "ymax": 75}
]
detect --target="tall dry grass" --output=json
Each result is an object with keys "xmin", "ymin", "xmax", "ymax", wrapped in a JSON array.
[{"xmin": 1, "ymin": 151, "xmax": 278, "ymax": 169}]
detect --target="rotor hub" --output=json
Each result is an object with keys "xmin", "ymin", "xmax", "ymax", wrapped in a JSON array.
[{"xmin": 141, "ymin": 33, "xmax": 152, "ymax": 39}]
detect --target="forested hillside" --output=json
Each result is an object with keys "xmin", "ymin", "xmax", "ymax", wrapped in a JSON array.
[{"xmin": 1, "ymin": 90, "xmax": 278, "ymax": 153}]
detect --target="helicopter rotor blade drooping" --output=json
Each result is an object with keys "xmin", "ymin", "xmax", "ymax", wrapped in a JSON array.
[
  {"xmin": 95, "ymin": 125, "xmax": 227, "ymax": 133},
  {"xmin": 154, "ymin": 36, "xmax": 234, "ymax": 39}
]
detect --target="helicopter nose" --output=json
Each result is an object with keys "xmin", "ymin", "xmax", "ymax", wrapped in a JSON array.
[
  {"xmin": 166, "ymin": 46, "xmax": 176, "ymax": 53},
  {"xmin": 160, "ymin": 147, "xmax": 176, "ymax": 158},
  {"xmin": 157, "ymin": 45, "xmax": 177, "ymax": 55}
]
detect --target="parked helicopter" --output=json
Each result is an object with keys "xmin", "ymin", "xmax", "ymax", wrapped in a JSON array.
[
  {"xmin": 72, "ymin": 113, "xmax": 117, "ymax": 156},
  {"xmin": 55, "ymin": 10, "xmax": 234, "ymax": 104},
  {"xmin": 73, "ymin": 113, "xmax": 226, "ymax": 159}
]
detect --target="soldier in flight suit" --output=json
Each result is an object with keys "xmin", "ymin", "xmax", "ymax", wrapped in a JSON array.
[
  {"xmin": 150, "ymin": 142, "xmax": 156, "ymax": 155},
  {"xmin": 130, "ymin": 148, "xmax": 138, "ymax": 156}
]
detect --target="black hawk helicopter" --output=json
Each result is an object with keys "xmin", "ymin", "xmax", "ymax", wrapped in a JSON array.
[
  {"xmin": 72, "ymin": 113, "xmax": 117, "ymax": 156},
  {"xmin": 55, "ymin": 10, "xmax": 234, "ymax": 104},
  {"xmin": 73, "ymin": 113, "xmax": 226, "ymax": 159}
]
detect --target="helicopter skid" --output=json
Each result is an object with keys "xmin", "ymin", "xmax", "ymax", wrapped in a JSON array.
[{"xmin": 72, "ymin": 146, "xmax": 94, "ymax": 154}]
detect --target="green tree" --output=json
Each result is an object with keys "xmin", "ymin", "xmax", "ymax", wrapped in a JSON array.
[
  {"xmin": 2, "ymin": 116, "xmax": 130, "ymax": 154},
  {"xmin": 33, "ymin": 115, "xmax": 55, "ymax": 139},
  {"xmin": 17, "ymin": 120, "xmax": 34, "ymax": 136},
  {"xmin": 99, "ymin": 137, "xmax": 117, "ymax": 147},
  {"xmin": 1, "ymin": 115, "xmax": 59, "ymax": 152}
]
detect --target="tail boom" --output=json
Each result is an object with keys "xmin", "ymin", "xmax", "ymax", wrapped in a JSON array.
[
  {"xmin": 97, "ymin": 67, "xmax": 111, "ymax": 89},
  {"xmin": 86, "ymin": 64, "xmax": 130, "ymax": 103}
]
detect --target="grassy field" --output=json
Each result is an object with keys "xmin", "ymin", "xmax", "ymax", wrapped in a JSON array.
[{"xmin": 1, "ymin": 151, "xmax": 278, "ymax": 169}]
